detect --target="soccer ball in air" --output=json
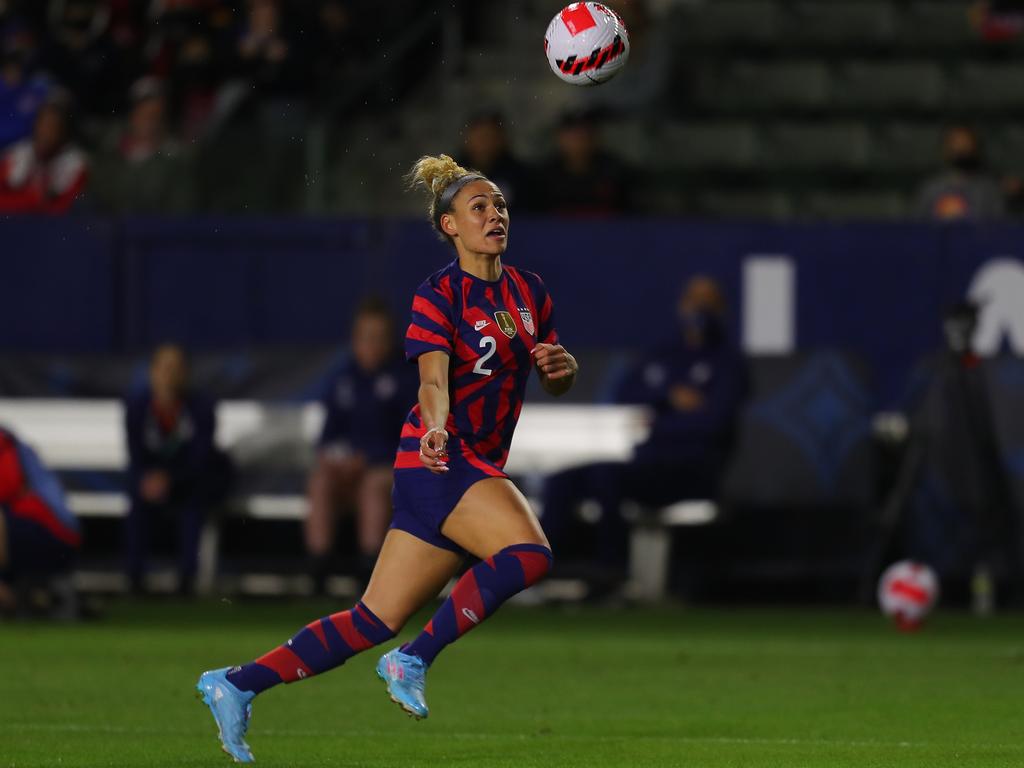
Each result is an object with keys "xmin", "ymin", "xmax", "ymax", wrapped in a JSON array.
[
  {"xmin": 544, "ymin": 3, "xmax": 630, "ymax": 86},
  {"xmin": 877, "ymin": 560, "xmax": 939, "ymax": 631}
]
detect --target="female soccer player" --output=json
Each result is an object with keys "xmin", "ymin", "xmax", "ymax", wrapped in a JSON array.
[{"xmin": 197, "ymin": 154, "xmax": 578, "ymax": 763}]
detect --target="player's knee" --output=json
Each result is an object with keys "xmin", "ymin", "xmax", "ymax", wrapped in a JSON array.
[{"xmin": 502, "ymin": 543, "xmax": 554, "ymax": 586}]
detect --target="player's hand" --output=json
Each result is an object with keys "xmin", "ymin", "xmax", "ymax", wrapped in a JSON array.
[
  {"xmin": 419, "ymin": 427, "xmax": 450, "ymax": 474},
  {"xmin": 669, "ymin": 384, "xmax": 705, "ymax": 412},
  {"xmin": 532, "ymin": 343, "xmax": 578, "ymax": 380},
  {"xmin": 140, "ymin": 470, "xmax": 170, "ymax": 503}
]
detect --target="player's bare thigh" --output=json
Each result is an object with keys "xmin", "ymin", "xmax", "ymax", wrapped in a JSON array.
[
  {"xmin": 360, "ymin": 528, "xmax": 462, "ymax": 632},
  {"xmin": 354, "ymin": 465, "xmax": 393, "ymax": 552},
  {"xmin": 440, "ymin": 477, "xmax": 549, "ymax": 561}
]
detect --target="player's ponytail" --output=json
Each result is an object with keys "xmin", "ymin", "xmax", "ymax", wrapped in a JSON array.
[{"xmin": 406, "ymin": 154, "xmax": 486, "ymax": 243}]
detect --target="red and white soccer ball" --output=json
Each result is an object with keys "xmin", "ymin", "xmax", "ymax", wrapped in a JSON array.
[
  {"xmin": 877, "ymin": 560, "xmax": 940, "ymax": 631},
  {"xmin": 544, "ymin": 3, "xmax": 630, "ymax": 86}
]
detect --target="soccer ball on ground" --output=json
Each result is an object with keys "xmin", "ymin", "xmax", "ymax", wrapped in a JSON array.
[
  {"xmin": 877, "ymin": 560, "xmax": 940, "ymax": 631},
  {"xmin": 544, "ymin": 3, "xmax": 630, "ymax": 86}
]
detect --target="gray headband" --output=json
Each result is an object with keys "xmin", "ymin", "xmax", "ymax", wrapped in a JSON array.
[{"xmin": 434, "ymin": 174, "xmax": 486, "ymax": 230}]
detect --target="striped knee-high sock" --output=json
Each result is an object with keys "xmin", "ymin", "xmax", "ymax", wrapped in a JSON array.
[
  {"xmin": 226, "ymin": 601, "xmax": 395, "ymax": 694},
  {"xmin": 403, "ymin": 543, "xmax": 553, "ymax": 666}
]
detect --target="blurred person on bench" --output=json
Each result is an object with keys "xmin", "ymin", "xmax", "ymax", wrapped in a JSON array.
[
  {"xmin": 540, "ymin": 276, "xmax": 746, "ymax": 597},
  {"xmin": 306, "ymin": 297, "xmax": 417, "ymax": 594},
  {"xmin": 124, "ymin": 343, "xmax": 231, "ymax": 596},
  {"xmin": 0, "ymin": 425, "xmax": 81, "ymax": 617}
]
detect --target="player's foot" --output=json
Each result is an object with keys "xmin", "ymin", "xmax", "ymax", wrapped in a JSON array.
[
  {"xmin": 196, "ymin": 667, "xmax": 256, "ymax": 763},
  {"xmin": 376, "ymin": 648, "xmax": 429, "ymax": 719}
]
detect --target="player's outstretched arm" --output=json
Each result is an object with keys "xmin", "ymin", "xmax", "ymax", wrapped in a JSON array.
[
  {"xmin": 533, "ymin": 343, "xmax": 578, "ymax": 397},
  {"xmin": 417, "ymin": 351, "xmax": 452, "ymax": 474}
]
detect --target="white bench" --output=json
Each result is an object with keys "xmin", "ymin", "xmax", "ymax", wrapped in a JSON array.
[{"xmin": 0, "ymin": 398, "xmax": 716, "ymax": 599}]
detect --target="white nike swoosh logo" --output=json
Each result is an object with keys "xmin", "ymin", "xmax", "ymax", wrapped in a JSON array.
[{"xmin": 474, "ymin": 321, "xmax": 489, "ymax": 331}]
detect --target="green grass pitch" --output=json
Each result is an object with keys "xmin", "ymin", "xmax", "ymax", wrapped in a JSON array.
[{"xmin": 2, "ymin": 599, "xmax": 1023, "ymax": 767}]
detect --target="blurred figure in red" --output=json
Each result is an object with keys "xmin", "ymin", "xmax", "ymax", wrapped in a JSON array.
[
  {"xmin": 0, "ymin": 89, "xmax": 88, "ymax": 214},
  {"xmin": 0, "ymin": 425, "xmax": 81, "ymax": 618},
  {"xmin": 916, "ymin": 125, "xmax": 1004, "ymax": 221}
]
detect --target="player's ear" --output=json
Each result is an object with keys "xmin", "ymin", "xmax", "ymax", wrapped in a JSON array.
[{"xmin": 440, "ymin": 212, "xmax": 458, "ymax": 238}]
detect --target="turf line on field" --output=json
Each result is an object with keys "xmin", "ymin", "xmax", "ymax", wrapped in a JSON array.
[{"xmin": 3, "ymin": 723, "xmax": 1022, "ymax": 753}]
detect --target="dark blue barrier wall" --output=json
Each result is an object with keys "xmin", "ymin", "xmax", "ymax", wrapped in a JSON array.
[{"xmin": 3, "ymin": 217, "xmax": 1022, "ymax": 404}]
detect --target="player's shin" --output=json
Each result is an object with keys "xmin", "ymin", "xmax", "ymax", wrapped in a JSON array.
[
  {"xmin": 403, "ymin": 543, "xmax": 552, "ymax": 665},
  {"xmin": 226, "ymin": 601, "xmax": 396, "ymax": 694}
]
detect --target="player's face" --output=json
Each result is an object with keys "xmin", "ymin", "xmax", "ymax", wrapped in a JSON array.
[{"xmin": 447, "ymin": 180, "xmax": 509, "ymax": 256}]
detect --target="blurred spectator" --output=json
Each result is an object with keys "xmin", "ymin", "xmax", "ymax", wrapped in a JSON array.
[
  {"xmin": 0, "ymin": 23, "xmax": 51, "ymax": 150},
  {"xmin": 43, "ymin": 0, "xmax": 132, "ymax": 115},
  {"xmin": 540, "ymin": 276, "xmax": 746, "ymax": 596},
  {"xmin": 124, "ymin": 344, "xmax": 232, "ymax": 596},
  {"xmin": 232, "ymin": 0, "xmax": 307, "ymax": 101},
  {"xmin": 916, "ymin": 126, "xmax": 1005, "ymax": 221},
  {"xmin": 536, "ymin": 109, "xmax": 632, "ymax": 216},
  {"xmin": 458, "ymin": 110, "xmax": 535, "ymax": 212},
  {"xmin": 0, "ymin": 425, "xmax": 81, "ymax": 618},
  {"xmin": 149, "ymin": 1, "xmax": 235, "ymax": 141},
  {"xmin": 310, "ymin": 0, "xmax": 366, "ymax": 102},
  {"xmin": 0, "ymin": 90, "xmax": 88, "ymax": 214},
  {"xmin": 92, "ymin": 77, "xmax": 195, "ymax": 213},
  {"xmin": 305, "ymin": 298, "xmax": 417, "ymax": 594},
  {"xmin": 971, "ymin": 0, "xmax": 1024, "ymax": 41}
]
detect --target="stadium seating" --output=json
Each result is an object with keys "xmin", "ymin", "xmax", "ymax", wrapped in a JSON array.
[
  {"xmin": 659, "ymin": 122, "xmax": 761, "ymax": 172},
  {"xmin": 782, "ymin": 1, "xmax": 897, "ymax": 48},
  {"xmin": 831, "ymin": 61, "xmax": 946, "ymax": 113}
]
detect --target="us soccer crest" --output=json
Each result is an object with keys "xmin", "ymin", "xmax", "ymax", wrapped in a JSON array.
[
  {"xmin": 518, "ymin": 306, "xmax": 535, "ymax": 336},
  {"xmin": 494, "ymin": 311, "xmax": 517, "ymax": 338}
]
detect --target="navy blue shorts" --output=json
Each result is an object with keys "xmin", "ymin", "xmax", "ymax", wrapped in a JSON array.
[{"xmin": 390, "ymin": 443, "xmax": 507, "ymax": 553}]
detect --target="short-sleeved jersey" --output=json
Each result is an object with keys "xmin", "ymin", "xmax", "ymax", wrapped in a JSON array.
[{"xmin": 395, "ymin": 259, "xmax": 557, "ymax": 472}]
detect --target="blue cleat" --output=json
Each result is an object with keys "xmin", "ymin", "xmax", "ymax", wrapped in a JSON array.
[
  {"xmin": 376, "ymin": 648, "xmax": 429, "ymax": 719},
  {"xmin": 196, "ymin": 667, "xmax": 256, "ymax": 763}
]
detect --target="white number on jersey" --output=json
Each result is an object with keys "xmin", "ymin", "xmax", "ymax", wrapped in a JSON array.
[{"xmin": 473, "ymin": 336, "xmax": 497, "ymax": 376}]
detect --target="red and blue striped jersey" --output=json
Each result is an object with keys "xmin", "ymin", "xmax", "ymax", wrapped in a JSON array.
[{"xmin": 395, "ymin": 259, "xmax": 558, "ymax": 472}]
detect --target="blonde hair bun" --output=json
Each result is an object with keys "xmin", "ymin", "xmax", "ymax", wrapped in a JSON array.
[
  {"xmin": 407, "ymin": 154, "xmax": 470, "ymax": 196},
  {"xmin": 407, "ymin": 154, "xmax": 489, "ymax": 242}
]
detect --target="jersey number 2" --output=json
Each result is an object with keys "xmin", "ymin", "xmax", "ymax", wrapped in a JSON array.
[{"xmin": 473, "ymin": 336, "xmax": 497, "ymax": 376}]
